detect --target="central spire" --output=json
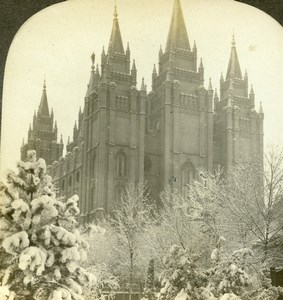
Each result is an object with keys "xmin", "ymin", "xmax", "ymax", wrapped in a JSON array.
[
  {"xmin": 226, "ymin": 34, "xmax": 242, "ymax": 80},
  {"xmin": 38, "ymin": 80, "xmax": 49, "ymax": 116},
  {"xmin": 166, "ymin": 0, "xmax": 190, "ymax": 52},
  {"xmin": 108, "ymin": 0, "xmax": 125, "ymax": 55}
]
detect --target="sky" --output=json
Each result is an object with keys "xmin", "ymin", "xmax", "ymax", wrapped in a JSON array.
[{"xmin": 0, "ymin": 0, "xmax": 283, "ymax": 177}]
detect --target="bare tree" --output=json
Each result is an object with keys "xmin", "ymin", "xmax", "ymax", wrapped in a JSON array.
[
  {"xmin": 141, "ymin": 186, "xmax": 215, "ymax": 272},
  {"xmin": 107, "ymin": 181, "xmax": 151, "ymax": 300},
  {"xmin": 190, "ymin": 147, "xmax": 283, "ymax": 267}
]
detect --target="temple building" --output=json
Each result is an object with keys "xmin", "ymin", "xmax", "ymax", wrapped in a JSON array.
[
  {"xmin": 21, "ymin": 81, "xmax": 63, "ymax": 166},
  {"xmin": 21, "ymin": 0, "xmax": 264, "ymax": 222}
]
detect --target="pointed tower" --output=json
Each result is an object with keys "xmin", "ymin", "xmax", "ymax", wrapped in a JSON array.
[
  {"xmin": 213, "ymin": 35, "xmax": 264, "ymax": 171},
  {"xmin": 156, "ymin": 0, "xmax": 198, "ymax": 80},
  {"xmin": 21, "ymin": 81, "xmax": 63, "ymax": 166},
  {"xmin": 226, "ymin": 34, "xmax": 242, "ymax": 80},
  {"xmin": 145, "ymin": 0, "xmax": 213, "ymax": 198},
  {"xmin": 101, "ymin": 2, "xmax": 130, "ymax": 75},
  {"xmin": 79, "ymin": 1, "xmax": 147, "ymax": 222},
  {"xmin": 166, "ymin": 0, "xmax": 190, "ymax": 52},
  {"xmin": 108, "ymin": 1, "xmax": 124, "ymax": 55}
]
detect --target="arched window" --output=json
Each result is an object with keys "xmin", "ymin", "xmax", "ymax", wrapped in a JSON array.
[
  {"xmin": 115, "ymin": 186, "xmax": 125, "ymax": 209},
  {"xmin": 181, "ymin": 163, "xmax": 195, "ymax": 192},
  {"xmin": 61, "ymin": 179, "xmax": 65, "ymax": 191},
  {"xmin": 76, "ymin": 171, "xmax": 80, "ymax": 183},
  {"xmin": 116, "ymin": 152, "xmax": 126, "ymax": 177},
  {"xmin": 90, "ymin": 151, "xmax": 96, "ymax": 179},
  {"xmin": 68, "ymin": 175, "xmax": 73, "ymax": 187},
  {"xmin": 90, "ymin": 186, "xmax": 95, "ymax": 211}
]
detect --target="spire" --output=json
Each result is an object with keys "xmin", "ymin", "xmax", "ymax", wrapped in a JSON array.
[
  {"xmin": 102, "ymin": 46, "xmax": 106, "ymax": 57},
  {"xmin": 108, "ymin": 1, "xmax": 124, "ymax": 55},
  {"xmin": 54, "ymin": 120, "xmax": 58, "ymax": 131},
  {"xmin": 199, "ymin": 58, "xmax": 204, "ymax": 70},
  {"xmin": 193, "ymin": 40, "xmax": 197, "ymax": 52},
  {"xmin": 126, "ymin": 42, "xmax": 130, "ymax": 55},
  {"xmin": 152, "ymin": 64, "xmax": 157, "ymax": 75},
  {"xmin": 226, "ymin": 34, "xmax": 242, "ymax": 80},
  {"xmin": 214, "ymin": 89, "xmax": 219, "ymax": 102},
  {"xmin": 60, "ymin": 134, "xmax": 63, "ymax": 144},
  {"xmin": 244, "ymin": 69, "xmax": 248, "ymax": 81},
  {"xmin": 250, "ymin": 84, "xmax": 255, "ymax": 95},
  {"xmin": 33, "ymin": 110, "xmax": 36, "ymax": 124},
  {"xmin": 208, "ymin": 78, "xmax": 213, "ymax": 91},
  {"xmin": 38, "ymin": 80, "xmax": 49, "ymax": 116},
  {"xmin": 259, "ymin": 102, "xmax": 263, "ymax": 114},
  {"xmin": 166, "ymin": 0, "xmax": 190, "ymax": 52},
  {"xmin": 140, "ymin": 78, "xmax": 146, "ymax": 92},
  {"xmin": 131, "ymin": 59, "xmax": 136, "ymax": 71},
  {"xmin": 159, "ymin": 45, "xmax": 163, "ymax": 57}
]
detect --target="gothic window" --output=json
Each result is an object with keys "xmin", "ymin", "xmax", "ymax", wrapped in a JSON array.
[
  {"xmin": 61, "ymin": 179, "xmax": 65, "ymax": 191},
  {"xmin": 90, "ymin": 151, "xmax": 96, "ymax": 179},
  {"xmin": 156, "ymin": 120, "xmax": 160, "ymax": 131},
  {"xmin": 76, "ymin": 171, "xmax": 80, "ymax": 183},
  {"xmin": 181, "ymin": 163, "xmax": 195, "ymax": 192},
  {"xmin": 68, "ymin": 175, "xmax": 73, "ymax": 187},
  {"xmin": 116, "ymin": 152, "xmax": 126, "ymax": 177},
  {"xmin": 90, "ymin": 186, "xmax": 95, "ymax": 211},
  {"xmin": 144, "ymin": 156, "xmax": 152, "ymax": 172},
  {"xmin": 115, "ymin": 185, "xmax": 125, "ymax": 209}
]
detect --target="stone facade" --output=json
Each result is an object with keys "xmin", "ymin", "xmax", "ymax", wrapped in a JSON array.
[{"xmin": 21, "ymin": 0, "xmax": 264, "ymax": 223}]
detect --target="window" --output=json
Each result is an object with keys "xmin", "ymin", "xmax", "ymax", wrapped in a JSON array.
[
  {"xmin": 115, "ymin": 186, "xmax": 125, "ymax": 209},
  {"xmin": 90, "ymin": 151, "xmax": 96, "ymax": 179},
  {"xmin": 90, "ymin": 186, "xmax": 95, "ymax": 211},
  {"xmin": 144, "ymin": 156, "xmax": 152, "ymax": 172},
  {"xmin": 116, "ymin": 152, "xmax": 126, "ymax": 177},
  {"xmin": 181, "ymin": 163, "xmax": 195, "ymax": 192},
  {"xmin": 61, "ymin": 179, "xmax": 65, "ymax": 191},
  {"xmin": 76, "ymin": 171, "xmax": 80, "ymax": 183},
  {"xmin": 68, "ymin": 175, "xmax": 73, "ymax": 187}
]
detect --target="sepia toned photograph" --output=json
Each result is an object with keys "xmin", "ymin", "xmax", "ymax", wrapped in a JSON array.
[{"xmin": 0, "ymin": 0, "xmax": 283, "ymax": 299}]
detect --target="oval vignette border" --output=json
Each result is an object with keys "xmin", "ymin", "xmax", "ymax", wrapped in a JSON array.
[{"xmin": 0, "ymin": 0, "xmax": 282, "ymax": 146}]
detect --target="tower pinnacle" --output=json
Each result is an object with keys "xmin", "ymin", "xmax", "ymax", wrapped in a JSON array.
[
  {"xmin": 114, "ymin": 0, "xmax": 118, "ymax": 18},
  {"xmin": 108, "ymin": 0, "xmax": 124, "ymax": 55},
  {"xmin": 38, "ymin": 80, "xmax": 49, "ymax": 116},
  {"xmin": 226, "ymin": 34, "xmax": 242, "ymax": 80},
  {"xmin": 166, "ymin": 0, "xmax": 190, "ymax": 52}
]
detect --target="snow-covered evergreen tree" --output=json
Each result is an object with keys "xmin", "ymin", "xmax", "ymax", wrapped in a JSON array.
[
  {"xmin": 143, "ymin": 259, "xmax": 155, "ymax": 300},
  {"xmin": 0, "ymin": 151, "xmax": 94, "ymax": 300}
]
